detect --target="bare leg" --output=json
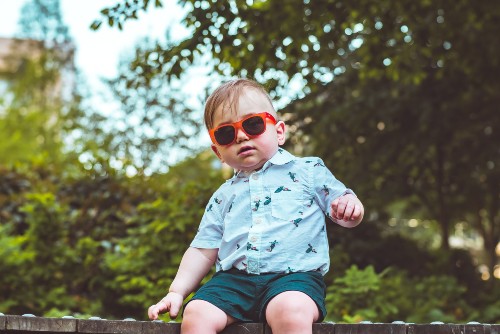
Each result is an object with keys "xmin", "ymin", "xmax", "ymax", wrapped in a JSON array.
[
  {"xmin": 265, "ymin": 291, "xmax": 319, "ymax": 334},
  {"xmin": 181, "ymin": 300, "xmax": 237, "ymax": 334}
]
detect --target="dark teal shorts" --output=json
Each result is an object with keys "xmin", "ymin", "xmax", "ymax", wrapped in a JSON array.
[{"xmin": 186, "ymin": 269, "xmax": 327, "ymax": 322}]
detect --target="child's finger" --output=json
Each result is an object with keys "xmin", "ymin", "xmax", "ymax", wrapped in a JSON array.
[
  {"xmin": 169, "ymin": 302, "xmax": 181, "ymax": 319},
  {"xmin": 331, "ymin": 197, "xmax": 339, "ymax": 210},
  {"xmin": 333, "ymin": 199, "xmax": 347, "ymax": 219},
  {"xmin": 351, "ymin": 205, "xmax": 362, "ymax": 220},
  {"xmin": 148, "ymin": 304, "xmax": 160, "ymax": 320},
  {"xmin": 330, "ymin": 198, "xmax": 339, "ymax": 218},
  {"xmin": 343, "ymin": 201, "xmax": 355, "ymax": 220},
  {"xmin": 149, "ymin": 300, "xmax": 168, "ymax": 320}
]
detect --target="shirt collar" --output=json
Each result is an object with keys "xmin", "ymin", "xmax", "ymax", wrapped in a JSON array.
[
  {"xmin": 233, "ymin": 148, "xmax": 295, "ymax": 178},
  {"xmin": 265, "ymin": 148, "xmax": 295, "ymax": 168}
]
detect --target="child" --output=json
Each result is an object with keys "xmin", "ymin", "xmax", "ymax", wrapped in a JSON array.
[{"xmin": 148, "ymin": 78, "xmax": 364, "ymax": 334}]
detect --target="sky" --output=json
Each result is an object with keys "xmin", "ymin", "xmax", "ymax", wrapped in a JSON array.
[{"xmin": 0, "ymin": 0, "xmax": 190, "ymax": 94}]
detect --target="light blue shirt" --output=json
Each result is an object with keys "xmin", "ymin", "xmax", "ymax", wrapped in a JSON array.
[{"xmin": 191, "ymin": 149, "xmax": 353, "ymax": 275}]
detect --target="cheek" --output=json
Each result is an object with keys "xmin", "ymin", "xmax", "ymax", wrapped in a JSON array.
[
  {"xmin": 258, "ymin": 131, "xmax": 279, "ymax": 148},
  {"xmin": 218, "ymin": 146, "xmax": 236, "ymax": 159}
]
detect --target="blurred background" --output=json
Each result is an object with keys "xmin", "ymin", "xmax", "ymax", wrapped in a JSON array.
[{"xmin": 0, "ymin": 0, "xmax": 498, "ymax": 324}]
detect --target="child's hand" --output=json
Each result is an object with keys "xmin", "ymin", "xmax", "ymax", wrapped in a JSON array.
[
  {"xmin": 330, "ymin": 194, "xmax": 364, "ymax": 227},
  {"xmin": 148, "ymin": 291, "xmax": 184, "ymax": 320}
]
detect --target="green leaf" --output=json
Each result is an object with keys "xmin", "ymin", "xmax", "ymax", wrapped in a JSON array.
[{"xmin": 90, "ymin": 20, "xmax": 102, "ymax": 30}]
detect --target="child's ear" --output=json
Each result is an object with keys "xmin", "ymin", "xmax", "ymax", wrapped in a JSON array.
[
  {"xmin": 211, "ymin": 144, "xmax": 224, "ymax": 162},
  {"xmin": 275, "ymin": 121, "xmax": 286, "ymax": 145}
]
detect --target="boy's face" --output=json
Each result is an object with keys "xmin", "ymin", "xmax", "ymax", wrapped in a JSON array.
[{"xmin": 210, "ymin": 88, "xmax": 286, "ymax": 172}]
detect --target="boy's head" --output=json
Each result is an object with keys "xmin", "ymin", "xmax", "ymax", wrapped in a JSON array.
[
  {"xmin": 205, "ymin": 78, "xmax": 286, "ymax": 172},
  {"xmin": 204, "ymin": 78, "xmax": 277, "ymax": 131}
]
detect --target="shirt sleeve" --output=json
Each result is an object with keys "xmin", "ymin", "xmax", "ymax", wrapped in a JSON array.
[
  {"xmin": 310, "ymin": 158, "xmax": 355, "ymax": 221},
  {"xmin": 190, "ymin": 190, "xmax": 224, "ymax": 249}
]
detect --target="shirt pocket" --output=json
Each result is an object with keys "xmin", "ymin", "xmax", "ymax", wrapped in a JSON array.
[{"xmin": 270, "ymin": 190, "xmax": 306, "ymax": 223}]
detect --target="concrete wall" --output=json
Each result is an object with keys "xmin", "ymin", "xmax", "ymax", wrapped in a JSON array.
[{"xmin": 1, "ymin": 315, "xmax": 499, "ymax": 334}]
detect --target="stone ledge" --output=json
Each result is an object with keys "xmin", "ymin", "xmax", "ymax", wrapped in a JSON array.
[
  {"xmin": 0, "ymin": 315, "xmax": 498, "ymax": 334},
  {"xmin": 5, "ymin": 316, "xmax": 77, "ymax": 332}
]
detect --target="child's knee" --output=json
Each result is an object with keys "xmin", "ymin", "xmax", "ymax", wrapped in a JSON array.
[
  {"xmin": 183, "ymin": 300, "xmax": 203, "ymax": 318},
  {"xmin": 266, "ymin": 291, "xmax": 320, "ymax": 323},
  {"xmin": 182, "ymin": 300, "xmax": 232, "ymax": 333}
]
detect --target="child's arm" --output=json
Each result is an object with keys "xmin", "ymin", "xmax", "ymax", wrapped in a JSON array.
[
  {"xmin": 148, "ymin": 246, "xmax": 218, "ymax": 320},
  {"xmin": 330, "ymin": 193, "xmax": 364, "ymax": 228}
]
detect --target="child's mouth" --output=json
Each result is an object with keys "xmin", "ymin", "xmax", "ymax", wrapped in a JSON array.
[{"xmin": 238, "ymin": 146, "xmax": 254, "ymax": 155}]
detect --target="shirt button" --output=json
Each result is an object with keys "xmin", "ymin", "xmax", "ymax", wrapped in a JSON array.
[
  {"xmin": 250, "ymin": 236, "xmax": 258, "ymax": 242},
  {"xmin": 248, "ymin": 260, "xmax": 258, "ymax": 272},
  {"xmin": 252, "ymin": 174, "xmax": 259, "ymax": 180}
]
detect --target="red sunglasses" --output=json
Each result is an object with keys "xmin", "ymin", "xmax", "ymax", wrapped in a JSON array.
[{"xmin": 209, "ymin": 112, "xmax": 277, "ymax": 146}]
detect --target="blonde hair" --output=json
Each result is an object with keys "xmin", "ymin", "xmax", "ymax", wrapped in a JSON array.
[{"xmin": 204, "ymin": 78, "xmax": 275, "ymax": 130}]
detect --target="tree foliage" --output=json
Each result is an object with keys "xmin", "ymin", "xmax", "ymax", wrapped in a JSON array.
[
  {"xmin": 327, "ymin": 265, "xmax": 474, "ymax": 323},
  {"xmin": 100, "ymin": 37, "xmax": 204, "ymax": 174},
  {"xmin": 18, "ymin": 0, "xmax": 72, "ymax": 44},
  {"xmin": 0, "ymin": 0, "xmax": 84, "ymax": 171},
  {"xmin": 0, "ymin": 0, "xmax": 498, "ymax": 324},
  {"xmin": 94, "ymin": 0, "xmax": 500, "ymax": 271},
  {"xmin": 1, "ymin": 156, "xmax": 499, "ymax": 322},
  {"xmin": 0, "ymin": 152, "xmax": 225, "ymax": 319}
]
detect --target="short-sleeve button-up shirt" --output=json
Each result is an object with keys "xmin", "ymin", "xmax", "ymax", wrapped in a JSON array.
[{"xmin": 190, "ymin": 149, "xmax": 353, "ymax": 275}]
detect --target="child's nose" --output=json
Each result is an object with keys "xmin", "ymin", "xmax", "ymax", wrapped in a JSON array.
[{"xmin": 235, "ymin": 127, "xmax": 249, "ymax": 143}]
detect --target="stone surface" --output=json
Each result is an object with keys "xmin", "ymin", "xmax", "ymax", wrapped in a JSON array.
[
  {"xmin": 265, "ymin": 322, "xmax": 336, "ymax": 334},
  {"xmin": 408, "ymin": 324, "xmax": 491, "ymax": 334},
  {"xmin": 78, "ymin": 319, "xmax": 143, "ymax": 334},
  {"xmin": 463, "ymin": 323, "xmax": 490, "ymax": 334},
  {"xmin": 335, "ymin": 323, "xmax": 407, "ymax": 334},
  {"xmin": 0, "ymin": 316, "xmax": 496, "ymax": 334},
  {"xmin": 141, "ymin": 321, "xmax": 180, "ymax": 334},
  {"xmin": 5, "ymin": 316, "xmax": 77, "ymax": 332},
  {"xmin": 223, "ymin": 323, "xmax": 264, "ymax": 334},
  {"xmin": 408, "ymin": 324, "xmax": 461, "ymax": 334}
]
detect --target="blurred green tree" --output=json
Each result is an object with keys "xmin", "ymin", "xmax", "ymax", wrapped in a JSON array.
[
  {"xmin": 0, "ymin": 150, "xmax": 225, "ymax": 319},
  {"xmin": 94, "ymin": 0, "xmax": 500, "ymax": 275},
  {"xmin": 0, "ymin": 192, "xmax": 77, "ymax": 314},
  {"xmin": 0, "ymin": 0, "xmax": 84, "ymax": 172},
  {"xmin": 100, "ymin": 151, "xmax": 224, "ymax": 319},
  {"xmin": 4, "ymin": 0, "xmax": 494, "ymax": 323},
  {"xmin": 326, "ymin": 264, "xmax": 474, "ymax": 323},
  {"xmin": 101, "ymin": 38, "xmax": 204, "ymax": 175}
]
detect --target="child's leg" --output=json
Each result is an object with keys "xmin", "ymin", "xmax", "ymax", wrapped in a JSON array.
[
  {"xmin": 181, "ymin": 299, "xmax": 237, "ymax": 334},
  {"xmin": 265, "ymin": 291, "xmax": 319, "ymax": 334}
]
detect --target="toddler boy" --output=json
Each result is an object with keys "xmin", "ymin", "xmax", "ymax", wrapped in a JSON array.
[{"xmin": 148, "ymin": 78, "xmax": 364, "ymax": 334}]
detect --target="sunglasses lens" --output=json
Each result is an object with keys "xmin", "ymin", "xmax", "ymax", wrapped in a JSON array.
[
  {"xmin": 242, "ymin": 115, "xmax": 265, "ymax": 135},
  {"xmin": 214, "ymin": 125, "xmax": 236, "ymax": 145}
]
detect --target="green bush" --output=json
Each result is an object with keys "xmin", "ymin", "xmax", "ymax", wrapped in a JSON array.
[
  {"xmin": 0, "ymin": 158, "xmax": 498, "ymax": 322},
  {"xmin": 325, "ymin": 264, "xmax": 476, "ymax": 323}
]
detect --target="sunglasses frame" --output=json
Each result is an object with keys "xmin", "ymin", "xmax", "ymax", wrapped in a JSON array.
[{"xmin": 209, "ymin": 112, "xmax": 277, "ymax": 146}]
